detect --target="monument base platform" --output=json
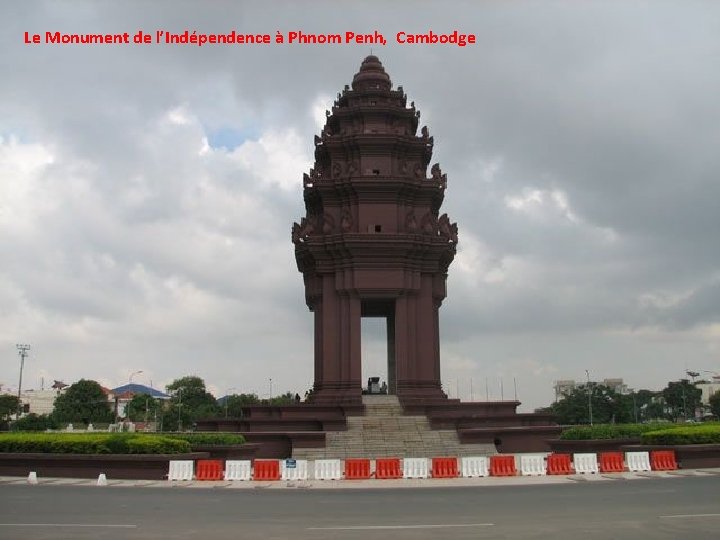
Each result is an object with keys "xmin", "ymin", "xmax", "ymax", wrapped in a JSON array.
[{"xmin": 196, "ymin": 395, "xmax": 560, "ymax": 458}]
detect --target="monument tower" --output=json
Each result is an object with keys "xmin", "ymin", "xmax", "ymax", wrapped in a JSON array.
[
  {"xmin": 293, "ymin": 56, "xmax": 458, "ymax": 405},
  {"xmin": 199, "ymin": 56, "xmax": 559, "ymax": 455}
]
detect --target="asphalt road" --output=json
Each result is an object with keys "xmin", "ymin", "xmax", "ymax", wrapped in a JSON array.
[{"xmin": 1, "ymin": 476, "xmax": 719, "ymax": 540}]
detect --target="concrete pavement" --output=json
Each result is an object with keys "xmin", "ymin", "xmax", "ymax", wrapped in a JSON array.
[{"xmin": 1, "ymin": 474, "xmax": 719, "ymax": 540}]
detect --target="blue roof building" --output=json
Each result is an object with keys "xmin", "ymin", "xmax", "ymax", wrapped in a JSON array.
[{"xmin": 110, "ymin": 383, "xmax": 170, "ymax": 399}]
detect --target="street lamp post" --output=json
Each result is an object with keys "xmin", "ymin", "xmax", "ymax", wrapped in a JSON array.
[
  {"xmin": 127, "ymin": 370, "xmax": 143, "ymax": 421},
  {"xmin": 585, "ymin": 369, "xmax": 593, "ymax": 426},
  {"xmin": 177, "ymin": 388, "xmax": 183, "ymax": 432},
  {"xmin": 129, "ymin": 370, "xmax": 143, "ymax": 385},
  {"xmin": 681, "ymin": 384, "xmax": 687, "ymax": 421},
  {"xmin": 632, "ymin": 391, "xmax": 638, "ymax": 423},
  {"xmin": 16, "ymin": 344, "xmax": 30, "ymax": 421},
  {"xmin": 225, "ymin": 387, "xmax": 236, "ymax": 418}
]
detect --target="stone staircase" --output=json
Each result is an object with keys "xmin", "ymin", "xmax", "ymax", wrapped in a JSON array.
[{"xmin": 292, "ymin": 395, "xmax": 495, "ymax": 460}]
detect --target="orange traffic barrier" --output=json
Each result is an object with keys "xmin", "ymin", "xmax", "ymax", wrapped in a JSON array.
[
  {"xmin": 375, "ymin": 458, "xmax": 402, "ymax": 479},
  {"xmin": 489, "ymin": 455, "xmax": 517, "ymax": 477},
  {"xmin": 546, "ymin": 453, "xmax": 573, "ymax": 475},
  {"xmin": 431, "ymin": 457, "xmax": 459, "ymax": 478},
  {"xmin": 253, "ymin": 459, "xmax": 281, "ymax": 481},
  {"xmin": 345, "ymin": 459, "xmax": 371, "ymax": 480},
  {"xmin": 195, "ymin": 459, "xmax": 224, "ymax": 481},
  {"xmin": 651, "ymin": 450, "xmax": 678, "ymax": 471},
  {"xmin": 599, "ymin": 452, "xmax": 625, "ymax": 473}
]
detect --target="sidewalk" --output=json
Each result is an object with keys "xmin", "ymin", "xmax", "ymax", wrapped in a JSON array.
[{"xmin": 2, "ymin": 468, "xmax": 719, "ymax": 490}]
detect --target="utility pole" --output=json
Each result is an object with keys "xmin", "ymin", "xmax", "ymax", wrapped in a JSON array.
[
  {"xmin": 225, "ymin": 387, "xmax": 236, "ymax": 418},
  {"xmin": 16, "ymin": 344, "xmax": 30, "ymax": 421}
]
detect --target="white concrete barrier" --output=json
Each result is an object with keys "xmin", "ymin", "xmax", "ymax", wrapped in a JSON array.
[
  {"xmin": 461, "ymin": 456, "xmax": 489, "ymax": 477},
  {"xmin": 96, "ymin": 473, "xmax": 108, "ymax": 486},
  {"xmin": 520, "ymin": 455, "xmax": 547, "ymax": 476},
  {"xmin": 314, "ymin": 459, "xmax": 343, "ymax": 480},
  {"xmin": 282, "ymin": 459, "xmax": 308, "ymax": 481},
  {"xmin": 626, "ymin": 451, "xmax": 652, "ymax": 472},
  {"xmin": 27, "ymin": 471, "xmax": 38, "ymax": 485},
  {"xmin": 573, "ymin": 453, "xmax": 599, "ymax": 474},
  {"xmin": 224, "ymin": 460, "xmax": 252, "ymax": 481},
  {"xmin": 403, "ymin": 458, "xmax": 429, "ymax": 479},
  {"xmin": 168, "ymin": 460, "xmax": 194, "ymax": 481}
]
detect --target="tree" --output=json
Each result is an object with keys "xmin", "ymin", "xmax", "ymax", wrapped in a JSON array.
[
  {"xmin": 0, "ymin": 395, "xmax": 20, "ymax": 427},
  {"xmin": 643, "ymin": 401, "xmax": 667, "ymax": 422},
  {"xmin": 125, "ymin": 394, "xmax": 161, "ymax": 422},
  {"xmin": 551, "ymin": 384, "xmax": 633, "ymax": 425},
  {"xmin": 268, "ymin": 391, "xmax": 296, "ymax": 406},
  {"xmin": 217, "ymin": 390, "xmax": 302, "ymax": 418},
  {"xmin": 163, "ymin": 376, "xmax": 219, "ymax": 431},
  {"xmin": 709, "ymin": 390, "xmax": 720, "ymax": 419},
  {"xmin": 51, "ymin": 379, "xmax": 113, "ymax": 424},
  {"xmin": 219, "ymin": 393, "xmax": 260, "ymax": 418},
  {"xmin": 629, "ymin": 389, "xmax": 666, "ymax": 422},
  {"xmin": 662, "ymin": 379, "xmax": 701, "ymax": 421}
]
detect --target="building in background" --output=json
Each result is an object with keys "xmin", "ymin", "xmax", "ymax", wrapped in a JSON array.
[
  {"xmin": 553, "ymin": 380, "xmax": 576, "ymax": 401},
  {"xmin": 108, "ymin": 383, "xmax": 170, "ymax": 419},
  {"xmin": 697, "ymin": 376, "xmax": 720, "ymax": 407},
  {"xmin": 19, "ymin": 389, "xmax": 63, "ymax": 416},
  {"xmin": 7, "ymin": 381, "xmax": 70, "ymax": 417}
]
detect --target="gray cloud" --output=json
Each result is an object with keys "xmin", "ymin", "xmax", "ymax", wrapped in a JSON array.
[{"xmin": 1, "ymin": 1, "xmax": 719, "ymax": 409}]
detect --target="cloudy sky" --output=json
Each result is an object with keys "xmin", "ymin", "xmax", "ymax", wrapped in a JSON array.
[{"xmin": 1, "ymin": 1, "xmax": 719, "ymax": 410}]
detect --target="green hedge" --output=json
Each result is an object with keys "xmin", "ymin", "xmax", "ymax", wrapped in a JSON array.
[
  {"xmin": 163, "ymin": 433, "xmax": 246, "ymax": 446},
  {"xmin": 560, "ymin": 423, "xmax": 668, "ymax": 440},
  {"xmin": 0, "ymin": 433, "xmax": 191, "ymax": 454},
  {"xmin": 641, "ymin": 424, "xmax": 720, "ymax": 445},
  {"xmin": 125, "ymin": 437, "xmax": 190, "ymax": 454}
]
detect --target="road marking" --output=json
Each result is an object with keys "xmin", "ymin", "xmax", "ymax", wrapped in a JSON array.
[
  {"xmin": 308, "ymin": 523, "xmax": 494, "ymax": 530},
  {"xmin": 659, "ymin": 514, "xmax": 720, "ymax": 519},
  {"xmin": 0, "ymin": 524, "xmax": 138, "ymax": 528}
]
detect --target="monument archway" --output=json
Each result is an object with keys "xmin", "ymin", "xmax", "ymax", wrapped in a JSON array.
[
  {"xmin": 292, "ymin": 56, "xmax": 458, "ymax": 405},
  {"xmin": 361, "ymin": 300, "xmax": 396, "ymax": 395}
]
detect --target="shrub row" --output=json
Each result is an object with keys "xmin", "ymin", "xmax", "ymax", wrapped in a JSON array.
[
  {"xmin": 163, "ymin": 433, "xmax": 246, "ymax": 446},
  {"xmin": 641, "ymin": 424, "xmax": 720, "ymax": 445},
  {"xmin": 560, "ymin": 423, "xmax": 667, "ymax": 440},
  {"xmin": 0, "ymin": 433, "xmax": 190, "ymax": 454}
]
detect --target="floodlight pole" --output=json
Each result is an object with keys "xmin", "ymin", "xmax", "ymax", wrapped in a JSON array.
[
  {"xmin": 177, "ymin": 388, "xmax": 183, "ymax": 432},
  {"xmin": 585, "ymin": 369, "xmax": 593, "ymax": 426},
  {"xmin": 16, "ymin": 344, "xmax": 30, "ymax": 421}
]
